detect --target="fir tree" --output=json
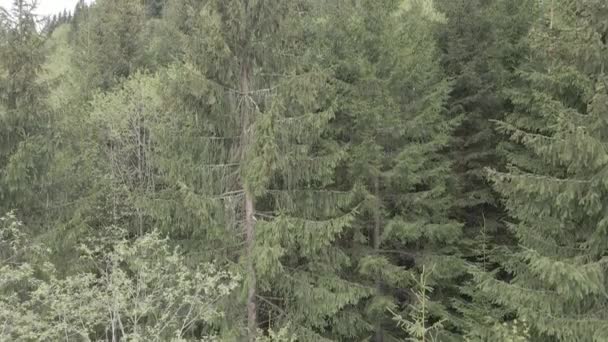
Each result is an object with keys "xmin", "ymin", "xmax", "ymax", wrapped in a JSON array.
[
  {"xmin": 71, "ymin": 0, "xmax": 146, "ymax": 92},
  {"xmin": 155, "ymin": 0, "xmax": 366, "ymax": 340},
  {"xmin": 323, "ymin": 0, "xmax": 462, "ymax": 340},
  {"xmin": 434, "ymin": 0, "xmax": 538, "ymax": 338},
  {"xmin": 435, "ymin": 0, "xmax": 535, "ymax": 240},
  {"xmin": 70, "ymin": 0, "xmax": 90, "ymax": 38},
  {"xmin": 0, "ymin": 0, "xmax": 49, "ymax": 223},
  {"xmin": 482, "ymin": 0, "xmax": 608, "ymax": 340}
]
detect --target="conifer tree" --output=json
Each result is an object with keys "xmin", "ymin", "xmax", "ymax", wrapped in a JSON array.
[
  {"xmin": 71, "ymin": 0, "xmax": 146, "ymax": 92},
  {"xmin": 481, "ymin": 0, "xmax": 608, "ymax": 340},
  {"xmin": 0, "ymin": 0, "xmax": 49, "ymax": 223},
  {"xmin": 323, "ymin": 0, "xmax": 462, "ymax": 340},
  {"xmin": 435, "ymin": 0, "xmax": 535, "ymax": 240},
  {"xmin": 434, "ymin": 0, "xmax": 538, "ymax": 338},
  {"xmin": 155, "ymin": 1, "xmax": 366, "ymax": 339},
  {"xmin": 70, "ymin": 0, "xmax": 90, "ymax": 37}
]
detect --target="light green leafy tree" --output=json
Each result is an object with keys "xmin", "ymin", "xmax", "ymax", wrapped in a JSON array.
[{"xmin": 0, "ymin": 213, "xmax": 238, "ymax": 341}]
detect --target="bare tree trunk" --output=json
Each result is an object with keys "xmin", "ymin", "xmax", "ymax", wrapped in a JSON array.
[
  {"xmin": 136, "ymin": 113, "xmax": 144, "ymax": 236},
  {"xmin": 110, "ymin": 145, "xmax": 118, "ymax": 225},
  {"xmin": 373, "ymin": 176, "xmax": 383, "ymax": 342},
  {"xmin": 240, "ymin": 60, "xmax": 257, "ymax": 342},
  {"xmin": 245, "ymin": 193, "xmax": 257, "ymax": 341},
  {"xmin": 550, "ymin": 0, "xmax": 554, "ymax": 29}
]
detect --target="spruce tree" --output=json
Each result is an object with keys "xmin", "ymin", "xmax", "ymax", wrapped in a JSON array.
[
  {"xmin": 482, "ymin": 0, "xmax": 608, "ymax": 340},
  {"xmin": 70, "ymin": 0, "xmax": 90, "ymax": 38},
  {"xmin": 32, "ymin": 22, "xmax": 109, "ymax": 272},
  {"xmin": 155, "ymin": 0, "xmax": 366, "ymax": 339},
  {"xmin": 71, "ymin": 0, "xmax": 146, "ymax": 92},
  {"xmin": 0, "ymin": 0, "xmax": 49, "ymax": 223},
  {"xmin": 435, "ymin": 0, "xmax": 535, "ymax": 240},
  {"xmin": 434, "ymin": 0, "xmax": 538, "ymax": 338},
  {"xmin": 323, "ymin": 0, "xmax": 462, "ymax": 340}
]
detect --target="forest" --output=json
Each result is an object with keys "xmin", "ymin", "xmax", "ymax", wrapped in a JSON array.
[{"xmin": 0, "ymin": 0, "xmax": 607, "ymax": 341}]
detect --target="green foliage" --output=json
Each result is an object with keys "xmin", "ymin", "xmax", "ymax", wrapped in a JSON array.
[
  {"xmin": 71, "ymin": 0, "xmax": 147, "ymax": 91},
  {"xmin": 436, "ymin": 0, "xmax": 536, "ymax": 228},
  {"xmin": 434, "ymin": 0, "xmax": 538, "ymax": 338},
  {"xmin": 322, "ymin": 0, "xmax": 463, "ymax": 339},
  {"xmin": 256, "ymin": 325, "xmax": 298, "ymax": 342},
  {"xmin": 391, "ymin": 266, "xmax": 446, "ymax": 342},
  {"xmin": 155, "ymin": 1, "xmax": 368, "ymax": 339},
  {"xmin": 2, "ymin": 0, "xmax": 606, "ymax": 340},
  {"xmin": 0, "ymin": 213, "xmax": 238, "ymax": 341},
  {"xmin": 483, "ymin": 0, "xmax": 608, "ymax": 340},
  {"xmin": 0, "ymin": 0, "xmax": 53, "ymax": 229}
]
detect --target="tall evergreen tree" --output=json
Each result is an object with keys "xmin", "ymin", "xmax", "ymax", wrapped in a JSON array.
[
  {"xmin": 323, "ymin": 0, "xmax": 463, "ymax": 340},
  {"xmin": 481, "ymin": 0, "xmax": 608, "ymax": 340},
  {"xmin": 70, "ymin": 0, "xmax": 90, "ymax": 37},
  {"xmin": 436, "ymin": 0, "xmax": 535, "ymax": 240},
  {"xmin": 155, "ymin": 0, "xmax": 366, "ymax": 339},
  {"xmin": 0, "ymin": 0, "xmax": 49, "ymax": 223},
  {"xmin": 434, "ymin": 0, "xmax": 538, "ymax": 338},
  {"xmin": 71, "ymin": 0, "xmax": 146, "ymax": 92}
]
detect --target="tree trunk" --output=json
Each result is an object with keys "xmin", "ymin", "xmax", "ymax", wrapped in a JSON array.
[
  {"xmin": 373, "ymin": 176, "xmax": 383, "ymax": 342},
  {"xmin": 550, "ymin": 0, "xmax": 554, "ymax": 29},
  {"xmin": 245, "ymin": 193, "xmax": 257, "ymax": 341},
  {"xmin": 240, "ymin": 60, "xmax": 257, "ymax": 342}
]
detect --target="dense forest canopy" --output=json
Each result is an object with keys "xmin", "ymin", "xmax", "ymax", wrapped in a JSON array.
[{"xmin": 1, "ymin": 0, "xmax": 607, "ymax": 341}]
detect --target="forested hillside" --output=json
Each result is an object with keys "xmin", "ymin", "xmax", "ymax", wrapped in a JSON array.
[{"xmin": 1, "ymin": 0, "xmax": 607, "ymax": 341}]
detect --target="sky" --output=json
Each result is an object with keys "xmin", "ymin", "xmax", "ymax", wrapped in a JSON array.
[{"xmin": 0, "ymin": 0, "xmax": 92, "ymax": 17}]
